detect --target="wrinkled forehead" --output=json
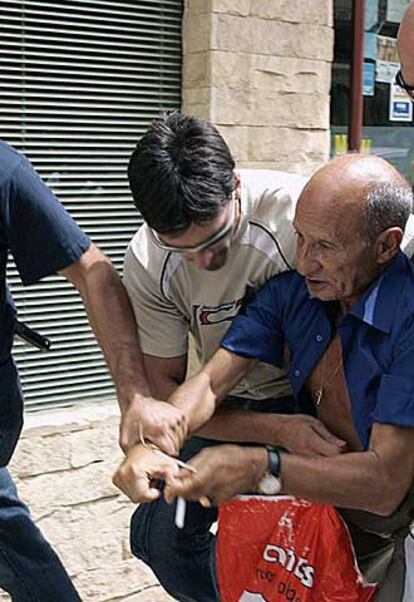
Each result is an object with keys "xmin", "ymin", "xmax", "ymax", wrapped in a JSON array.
[{"xmin": 295, "ymin": 175, "xmax": 366, "ymax": 239}]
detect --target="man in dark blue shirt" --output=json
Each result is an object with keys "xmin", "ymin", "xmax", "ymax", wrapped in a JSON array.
[
  {"xmin": 0, "ymin": 140, "xmax": 186, "ymax": 601},
  {"xmin": 114, "ymin": 153, "xmax": 414, "ymax": 600}
]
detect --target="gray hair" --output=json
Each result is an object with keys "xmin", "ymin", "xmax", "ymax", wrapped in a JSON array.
[{"xmin": 364, "ymin": 181, "xmax": 413, "ymax": 242}]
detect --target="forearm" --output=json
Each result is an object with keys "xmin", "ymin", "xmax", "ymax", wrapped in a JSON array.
[
  {"xmin": 85, "ymin": 273, "xmax": 150, "ymax": 406},
  {"xmin": 62, "ymin": 246, "xmax": 151, "ymax": 408},
  {"xmin": 196, "ymin": 410, "xmax": 291, "ymax": 444},
  {"xmin": 168, "ymin": 348, "xmax": 255, "ymax": 433},
  {"xmin": 281, "ymin": 451, "xmax": 405, "ymax": 515},
  {"xmin": 168, "ymin": 370, "xmax": 219, "ymax": 432},
  {"xmin": 398, "ymin": 1, "xmax": 414, "ymax": 84}
]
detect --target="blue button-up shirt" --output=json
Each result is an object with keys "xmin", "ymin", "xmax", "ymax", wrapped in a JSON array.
[{"xmin": 221, "ymin": 251, "xmax": 414, "ymax": 450}]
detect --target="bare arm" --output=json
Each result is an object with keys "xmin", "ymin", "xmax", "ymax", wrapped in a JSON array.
[
  {"xmin": 166, "ymin": 423, "xmax": 414, "ymax": 516},
  {"xmin": 168, "ymin": 347, "xmax": 256, "ymax": 432},
  {"xmin": 112, "ymin": 348, "xmax": 256, "ymax": 502},
  {"xmin": 279, "ymin": 423, "xmax": 414, "ymax": 514},
  {"xmin": 143, "ymin": 353, "xmax": 187, "ymax": 399},
  {"xmin": 145, "ymin": 351, "xmax": 343, "ymax": 453},
  {"xmin": 112, "ymin": 346, "xmax": 345, "ymax": 502},
  {"xmin": 195, "ymin": 409, "xmax": 344, "ymax": 455},
  {"xmin": 144, "ymin": 351, "xmax": 271, "ymax": 442},
  {"xmin": 60, "ymin": 243, "xmax": 150, "ymax": 406},
  {"xmin": 398, "ymin": 2, "xmax": 414, "ymax": 86},
  {"xmin": 60, "ymin": 244, "xmax": 186, "ymax": 454}
]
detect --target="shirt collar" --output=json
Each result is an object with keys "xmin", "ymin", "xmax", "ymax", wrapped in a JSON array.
[{"xmin": 348, "ymin": 251, "xmax": 407, "ymax": 333}]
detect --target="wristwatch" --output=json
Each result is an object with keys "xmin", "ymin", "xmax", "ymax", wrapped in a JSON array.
[
  {"xmin": 395, "ymin": 69, "xmax": 414, "ymax": 100},
  {"xmin": 257, "ymin": 446, "xmax": 288, "ymax": 495}
]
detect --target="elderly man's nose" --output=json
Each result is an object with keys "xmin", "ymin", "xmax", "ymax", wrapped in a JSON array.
[{"xmin": 297, "ymin": 244, "xmax": 318, "ymax": 275}]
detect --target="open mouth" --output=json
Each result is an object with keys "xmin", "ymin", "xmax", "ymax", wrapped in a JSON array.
[{"xmin": 306, "ymin": 279, "xmax": 329, "ymax": 290}]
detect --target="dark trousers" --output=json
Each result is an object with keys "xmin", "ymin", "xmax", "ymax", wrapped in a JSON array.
[
  {"xmin": 0, "ymin": 467, "xmax": 81, "ymax": 601},
  {"xmin": 340, "ymin": 489, "xmax": 414, "ymax": 601},
  {"xmin": 130, "ymin": 395, "xmax": 294, "ymax": 602}
]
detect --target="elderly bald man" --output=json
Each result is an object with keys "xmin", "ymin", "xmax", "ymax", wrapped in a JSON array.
[{"xmin": 115, "ymin": 154, "xmax": 414, "ymax": 600}]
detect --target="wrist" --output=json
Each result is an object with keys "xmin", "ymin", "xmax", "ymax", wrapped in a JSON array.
[
  {"xmin": 247, "ymin": 446, "xmax": 269, "ymax": 489},
  {"xmin": 118, "ymin": 392, "xmax": 152, "ymax": 415},
  {"xmin": 257, "ymin": 446, "xmax": 289, "ymax": 495},
  {"xmin": 264, "ymin": 414, "xmax": 291, "ymax": 447},
  {"xmin": 397, "ymin": 66, "xmax": 414, "ymax": 93}
]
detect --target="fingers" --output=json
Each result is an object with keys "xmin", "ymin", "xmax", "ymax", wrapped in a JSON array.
[
  {"xmin": 310, "ymin": 423, "xmax": 347, "ymax": 456},
  {"xmin": 151, "ymin": 417, "xmax": 187, "ymax": 457},
  {"xmin": 151, "ymin": 462, "xmax": 180, "ymax": 484},
  {"xmin": 312, "ymin": 420, "xmax": 346, "ymax": 446},
  {"xmin": 154, "ymin": 432, "xmax": 179, "ymax": 457},
  {"xmin": 143, "ymin": 402, "xmax": 188, "ymax": 456},
  {"xmin": 112, "ymin": 470, "xmax": 161, "ymax": 503},
  {"xmin": 164, "ymin": 472, "xmax": 205, "ymax": 504},
  {"xmin": 199, "ymin": 495, "xmax": 213, "ymax": 508},
  {"xmin": 118, "ymin": 399, "xmax": 188, "ymax": 456},
  {"xmin": 112, "ymin": 444, "xmax": 180, "ymax": 503}
]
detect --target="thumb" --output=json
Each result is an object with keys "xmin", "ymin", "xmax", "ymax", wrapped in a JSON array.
[{"xmin": 164, "ymin": 473, "xmax": 199, "ymax": 504}]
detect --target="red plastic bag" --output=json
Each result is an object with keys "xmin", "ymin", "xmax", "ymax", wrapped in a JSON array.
[{"xmin": 216, "ymin": 496, "xmax": 377, "ymax": 602}]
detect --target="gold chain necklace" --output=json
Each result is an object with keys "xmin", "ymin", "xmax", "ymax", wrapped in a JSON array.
[{"xmin": 313, "ymin": 351, "xmax": 343, "ymax": 407}]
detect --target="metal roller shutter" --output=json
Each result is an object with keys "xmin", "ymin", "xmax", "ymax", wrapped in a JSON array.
[{"xmin": 0, "ymin": 0, "xmax": 183, "ymax": 410}]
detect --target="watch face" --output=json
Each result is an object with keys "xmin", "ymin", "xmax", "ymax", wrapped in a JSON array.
[{"xmin": 258, "ymin": 472, "xmax": 282, "ymax": 495}]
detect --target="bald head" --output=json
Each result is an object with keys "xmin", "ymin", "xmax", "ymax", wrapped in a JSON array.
[
  {"xmin": 300, "ymin": 153, "xmax": 412, "ymax": 242},
  {"xmin": 294, "ymin": 154, "xmax": 413, "ymax": 310}
]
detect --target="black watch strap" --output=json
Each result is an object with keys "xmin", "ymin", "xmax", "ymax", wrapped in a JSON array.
[
  {"xmin": 396, "ymin": 69, "xmax": 414, "ymax": 92},
  {"xmin": 266, "ymin": 445, "xmax": 289, "ymax": 478}
]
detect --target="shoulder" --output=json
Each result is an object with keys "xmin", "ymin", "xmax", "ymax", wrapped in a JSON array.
[
  {"xmin": 395, "ymin": 253, "xmax": 414, "ymax": 306},
  {"xmin": 124, "ymin": 225, "xmax": 186, "ymax": 298},
  {"xmin": 238, "ymin": 170, "xmax": 307, "ymax": 270},
  {"xmin": 127, "ymin": 224, "xmax": 168, "ymax": 275},
  {"xmin": 253, "ymin": 269, "xmax": 307, "ymax": 308},
  {"xmin": 239, "ymin": 169, "xmax": 308, "ymax": 217},
  {"xmin": 0, "ymin": 141, "xmax": 28, "ymax": 187},
  {"xmin": 384, "ymin": 254, "xmax": 414, "ymax": 345},
  {"xmin": 398, "ymin": 257, "xmax": 414, "ymax": 318}
]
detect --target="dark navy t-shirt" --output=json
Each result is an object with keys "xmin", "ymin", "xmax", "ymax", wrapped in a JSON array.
[{"xmin": 0, "ymin": 140, "xmax": 90, "ymax": 464}]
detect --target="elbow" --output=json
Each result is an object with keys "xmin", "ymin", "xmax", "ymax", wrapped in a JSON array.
[
  {"xmin": 373, "ymin": 492, "xmax": 408, "ymax": 517},
  {"xmin": 364, "ymin": 479, "xmax": 409, "ymax": 517},
  {"xmin": 61, "ymin": 244, "xmax": 114, "ymax": 292}
]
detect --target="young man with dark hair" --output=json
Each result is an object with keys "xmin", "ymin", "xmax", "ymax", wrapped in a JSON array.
[
  {"xmin": 128, "ymin": 111, "xmax": 236, "ymax": 237},
  {"xmin": 122, "ymin": 114, "xmax": 414, "ymax": 601}
]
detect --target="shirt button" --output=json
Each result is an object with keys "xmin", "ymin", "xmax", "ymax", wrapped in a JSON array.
[
  {"xmin": 294, "ymin": 369, "xmax": 301, "ymax": 377},
  {"xmin": 316, "ymin": 334, "xmax": 324, "ymax": 342}
]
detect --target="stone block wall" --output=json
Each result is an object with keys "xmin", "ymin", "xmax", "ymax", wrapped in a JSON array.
[
  {"xmin": 182, "ymin": 0, "xmax": 334, "ymax": 174},
  {"xmin": 1, "ymin": 402, "xmax": 173, "ymax": 602}
]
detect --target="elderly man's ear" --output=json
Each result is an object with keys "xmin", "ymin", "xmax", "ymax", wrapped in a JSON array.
[{"xmin": 375, "ymin": 228, "xmax": 403, "ymax": 265}]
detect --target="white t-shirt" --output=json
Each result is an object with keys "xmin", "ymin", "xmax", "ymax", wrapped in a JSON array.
[
  {"xmin": 123, "ymin": 168, "xmax": 414, "ymax": 400},
  {"xmin": 124, "ymin": 169, "xmax": 307, "ymax": 400}
]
